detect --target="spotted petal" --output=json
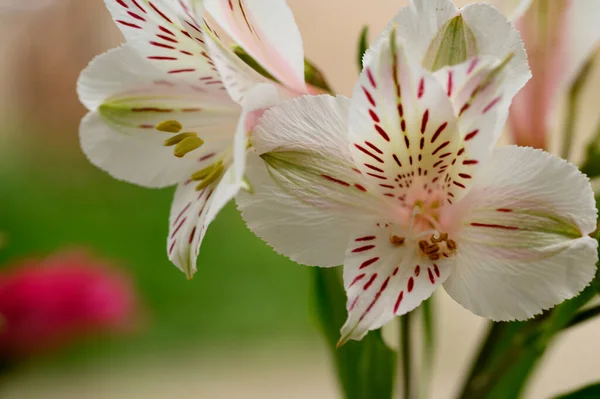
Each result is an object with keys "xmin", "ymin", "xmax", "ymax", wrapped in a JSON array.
[
  {"xmin": 78, "ymin": 45, "xmax": 239, "ymax": 188},
  {"xmin": 340, "ymin": 227, "xmax": 453, "ymax": 343},
  {"xmin": 105, "ymin": 0, "xmax": 222, "ymax": 85},
  {"xmin": 349, "ymin": 33, "xmax": 462, "ymax": 204},
  {"xmin": 238, "ymin": 95, "xmax": 380, "ymax": 266},
  {"xmin": 204, "ymin": 0, "xmax": 306, "ymax": 93},
  {"xmin": 444, "ymin": 146, "xmax": 598, "ymax": 321},
  {"xmin": 433, "ymin": 56, "xmax": 518, "ymax": 202}
]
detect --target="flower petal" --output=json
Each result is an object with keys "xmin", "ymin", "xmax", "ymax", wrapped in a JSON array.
[
  {"xmin": 105, "ymin": 0, "xmax": 221, "ymax": 85},
  {"xmin": 78, "ymin": 46, "xmax": 239, "ymax": 188},
  {"xmin": 444, "ymin": 146, "xmax": 598, "ymax": 321},
  {"xmin": 433, "ymin": 56, "xmax": 518, "ymax": 202},
  {"xmin": 340, "ymin": 227, "xmax": 453, "ymax": 343},
  {"xmin": 459, "ymin": 3, "xmax": 531, "ymax": 100},
  {"xmin": 168, "ymin": 168, "xmax": 238, "ymax": 278},
  {"xmin": 201, "ymin": 24, "xmax": 274, "ymax": 105},
  {"xmin": 365, "ymin": 0, "xmax": 530, "ymax": 100},
  {"xmin": 204, "ymin": 0, "xmax": 306, "ymax": 93},
  {"xmin": 349, "ymin": 33, "xmax": 461, "ymax": 202},
  {"xmin": 363, "ymin": 0, "xmax": 459, "ymax": 68},
  {"xmin": 237, "ymin": 95, "xmax": 376, "ymax": 266}
]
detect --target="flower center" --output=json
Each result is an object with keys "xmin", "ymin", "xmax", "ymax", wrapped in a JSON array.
[{"xmin": 389, "ymin": 203, "xmax": 458, "ymax": 261}]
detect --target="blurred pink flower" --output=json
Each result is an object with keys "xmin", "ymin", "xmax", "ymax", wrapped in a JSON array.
[
  {"xmin": 491, "ymin": 0, "xmax": 600, "ymax": 149},
  {"xmin": 0, "ymin": 251, "xmax": 139, "ymax": 359}
]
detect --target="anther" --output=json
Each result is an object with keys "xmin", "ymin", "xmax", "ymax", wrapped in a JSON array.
[
  {"xmin": 163, "ymin": 132, "xmax": 197, "ymax": 146},
  {"xmin": 419, "ymin": 240, "xmax": 428, "ymax": 252},
  {"xmin": 438, "ymin": 233, "xmax": 448, "ymax": 241},
  {"xmin": 429, "ymin": 254, "xmax": 440, "ymax": 260},
  {"xmin": 174, "ymin": 136, "xmax": 205, "ymax": 158},
  {"xmin": 191, "ymin": 162, "xmax": 222, "ymax": 181},
  {"xmin": 156, "ymin": 120, "xmax": 183, "ymax": 133},
  {"xmin": 390, "ymin": 235, "xmax": 405, "ymax": 246},
  {"xmin": 424, "ymin": 244, "xmax": 440, "ymax": 255},
  {"xmin": 446, "ymin": 239, "xmax": 457, "ymax": 251},
  {"xmin": 195, "ymin": 162, "xmax": 224, "ymax": 191}
]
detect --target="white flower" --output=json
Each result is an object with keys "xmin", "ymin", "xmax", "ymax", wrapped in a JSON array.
[
  {"xmin": 237, "ymin": 0, "xmax": 598, "ymax": 344},
  {"xmin": 77, "ymin": 0, "xmax": 308, "ymax": 278}
]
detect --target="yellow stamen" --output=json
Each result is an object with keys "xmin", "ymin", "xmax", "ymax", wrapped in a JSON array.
[
  {"xmin": 446, "ymin": 239, "xmax": 457, "ymax": 251},
  {"xmin": 425, "ymin": 244, "xmax": 440, "ymax": 255},
  {"xmin": 174, "ymin": 136, "xmax": 205, "ymax": 158},
  {"xmin": 429, "ymin": 254, "xmax": 440, "ymax": 260},
  {"xmin": 195, "ymin": 162, "xmax": 224, "ymax": 191},
  {"xmin": 156, "ymin": 120, "xmax": 183, "ymax": 133},
  {"xmin": 191, "ymin": 162, "xmax": 223, "ymax": 181},
  {"xmin": 163, "ymin": 132, "xmax": 197, "ymax": 146}
]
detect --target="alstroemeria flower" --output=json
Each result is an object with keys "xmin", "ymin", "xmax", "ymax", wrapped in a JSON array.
[
  {"xmin": 489, "ymin": 0, "xmax": 600, "ymax": 149},
  {"xmin": 237, "ymin": 5, "xmax": 598, "ymax": 342},
  {"xmin": 78, "ymin": 0, "xmax": 309, "ymax": 278}
]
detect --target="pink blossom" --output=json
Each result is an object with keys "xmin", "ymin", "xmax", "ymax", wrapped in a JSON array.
[{"xmin": 0, "ymin": 251, "xmax": 139, "ymax": 358}]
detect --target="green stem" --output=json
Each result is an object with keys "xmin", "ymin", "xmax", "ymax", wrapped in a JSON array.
[
  {"xmin": 419, "ymin": 299, "xmax": 434, "ymax": 399},
  {"xmin": 456, "ymin": 322, "xmax": 507, "ymax": 399},
  {"xmin": 400, "ymin": 314, "xmax": 412, "ymax": 399},
  {"xmin": 561, "ymin": 58, "xmax": 594, "ymax": 160}
]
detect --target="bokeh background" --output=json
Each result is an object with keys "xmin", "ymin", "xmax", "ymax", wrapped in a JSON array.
[{"xmin": 0, "ymin": 0, "xmax": 599, "ymax": 398}]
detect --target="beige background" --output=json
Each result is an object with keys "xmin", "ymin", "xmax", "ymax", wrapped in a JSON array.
[{"xmin": 1, "ymin": 0, "xmax": 599, "ymax": 398}]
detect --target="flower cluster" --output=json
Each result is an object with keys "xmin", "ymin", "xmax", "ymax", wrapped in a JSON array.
[{"xmin": 79, "ymin": 0, "xmax": 598, "ymax": 344}]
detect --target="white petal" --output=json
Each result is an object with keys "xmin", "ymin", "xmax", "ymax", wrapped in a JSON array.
[
  {"xmin": 363, "ymin": 0, "xmax": 459, "ymax": 68},
  {"xmin": 350, "ymin": 33, "xmax": 462, "ymax": 203},
  {"xmin": 365, "ymin": 0, "xmax": 530, "ymax": 101},
  {"xmin": 460, "ymin": 3, "xmax": 531, "ymax": 101},
  {"xmin": 237, "ymin": 95, "xmax": 376, "ymax": 267},
  {"xmin": 484, "ymin": 0, "xmax": 533, "ymax": 21},
  {"xmin": 78, "ymin": 46, "xmax": 239, "ymax": 188},
  {"xmin": 340, "ymin": 227, "xmax": 453, "ymax": 343},
  {"xmin": 104, "ymin": 0, "xmax": 222, "ymax": 85},
  {"xmin": 205, "ymin": 0, "xmax": 306, "ymax": 93},
  {"xmin": 444, "ymin": 146, "xmax": 598, "ymax": 321}
]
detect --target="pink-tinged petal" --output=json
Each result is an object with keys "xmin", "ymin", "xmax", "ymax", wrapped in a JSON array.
[
  {"xmin": 105, "ymin": 0, "xmax": 223, "ymax": 86},
  {"xmin": 349, "ymin": 33, "xmax": 462, "ymax": 204},
  {"xmin": 340, "ymin": 227, "xmax": 453, "ymax": 343},
  {"xmin": 78, "ymin": 46, "xmax": 239, "ymax": 188},
  {"xmin": 202, "ymin": 25, "xmax": 283, "ymax": 105},
  {"xmin": 507, "ymin": 1, "xmax": 569, "ymax": 149},
  {"xmin": 237, "ymin": 95, "xmax": 378, "ymax": 267},
  {"xmin": 204, "ymin": 0, "xmax": 306, "ymax": 93},
  {"xmin": 444, "ymin": 146, "xmax": 598, "ymax": 321}
]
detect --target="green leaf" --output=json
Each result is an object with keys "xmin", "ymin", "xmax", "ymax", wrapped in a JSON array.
[
  {"xmin": 357, "ymin": 26, "xmax": 369, "ymax": 72},
  {"xmin": 554, "ymin": 382, "xmax": 600, "ymax": 398},
  {"xmin": 312, "ymin": 267, "xmax": 396, "ymax": 399}
]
